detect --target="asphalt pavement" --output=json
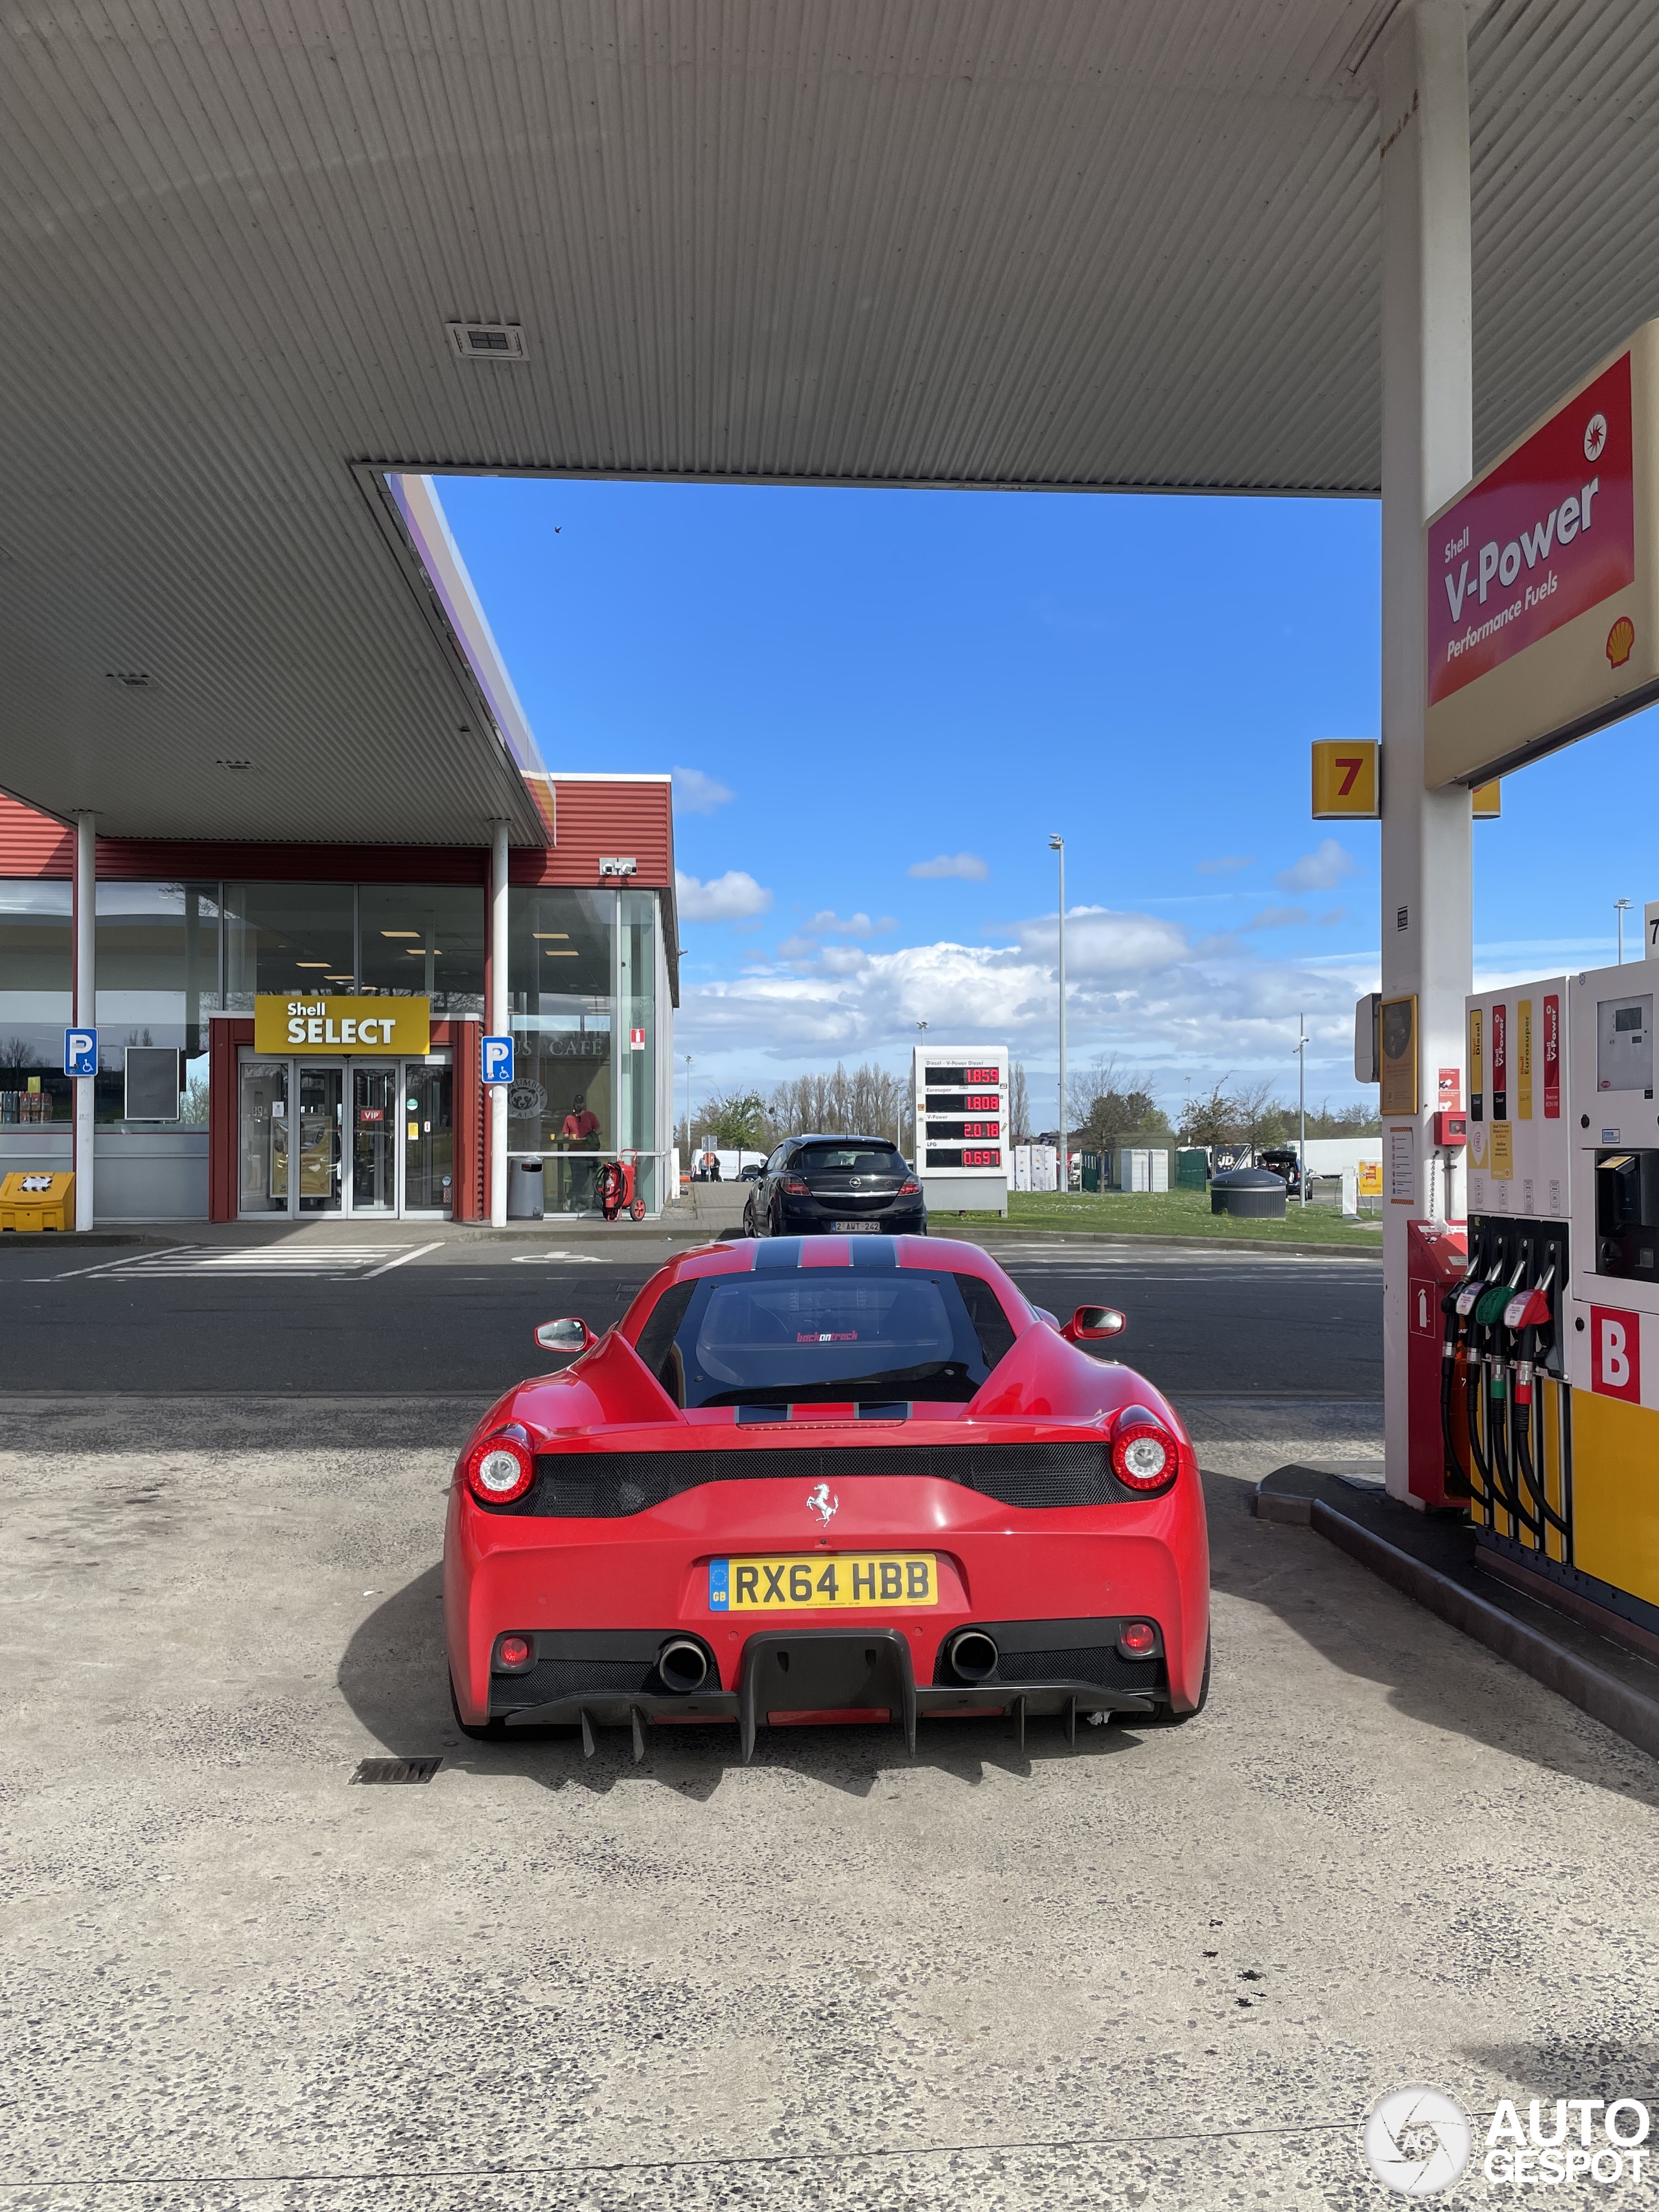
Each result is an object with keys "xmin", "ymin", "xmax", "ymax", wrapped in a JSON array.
[{"xmin": 0, "ymin": 1233, "xmax": 1380, "ymax": 1401}]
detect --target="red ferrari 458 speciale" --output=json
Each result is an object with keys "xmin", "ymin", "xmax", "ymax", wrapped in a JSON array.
[{"xmin": 445, "ymin": 1234, "xmax": 1209, "ymax": 1758}]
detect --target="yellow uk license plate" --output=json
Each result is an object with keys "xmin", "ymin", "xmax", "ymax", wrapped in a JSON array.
[{"xmin": 709, "ymin": 1554, "xmax": 936, "ymax": 1612}]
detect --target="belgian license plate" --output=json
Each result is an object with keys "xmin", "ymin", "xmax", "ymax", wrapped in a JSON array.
[
  {"xmin": 709, "ymin": 1554, "xmax": 937, "ymax": 1611},
  {"xmin": 832, "ymin": 1218, "xmax": 882, "ymax": 1232}
]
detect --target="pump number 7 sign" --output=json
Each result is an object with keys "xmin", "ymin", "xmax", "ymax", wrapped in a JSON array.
[{"xmin": 1311, "ymin": 739, "xmax": 1379, "ymax": 819}]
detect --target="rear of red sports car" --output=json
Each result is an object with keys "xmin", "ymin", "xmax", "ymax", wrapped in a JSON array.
[{"xmin": 444, "ymin": 1235, "xmax": 1209, "ymax": 1757}]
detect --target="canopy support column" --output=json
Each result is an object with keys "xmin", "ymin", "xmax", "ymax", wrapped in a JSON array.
[
  {"xmin": 489, "ymin": 820, "xmax": 509, "ymax": 1229},
  {"xmin": 73, "ymin": 813, "xmax": 96, "ymax": 1231},
  {"xmin": 1378, "ymin": 0, "xmax": 1474, "ymax": 1502}
]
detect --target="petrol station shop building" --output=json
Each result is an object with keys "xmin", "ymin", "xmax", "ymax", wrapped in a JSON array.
[{"xmin": 0, "ymin": 774, "xmax": 678, "ymax": 1223}]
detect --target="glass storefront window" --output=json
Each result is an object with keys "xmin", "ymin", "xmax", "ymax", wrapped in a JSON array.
[
  {"xmin": 358, "ymin": 885, "xmax": 484, "ymax": 1012},
  {"xmin": 95, "ymin": 883, "xmax": 220, "ymax": 1126},
  {"xmin": 509, "ymin": 887, "xmax": 614, "ymax": 1214},
  {"xmin": 0, "ymin": 880, "xmax": 72, "ymax": 1123},
  {"xmin": 224, "ymin": 884, "xmax": 355, "ymax": 1008},
  {"xmin": 239, "ymin": 1060, "xmax": 290, "ymax": 1213}
]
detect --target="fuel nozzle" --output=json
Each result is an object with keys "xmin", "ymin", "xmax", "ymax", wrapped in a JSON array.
[{"xmin": 1502, "ymin": 1264, "xmax": 1556, "ymax": 1409}]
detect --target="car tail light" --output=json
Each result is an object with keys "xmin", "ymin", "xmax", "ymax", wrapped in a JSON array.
[
  {"xmin": 1109, "ymin": 1408, "xmax": 1176, "ymax": 1492},
  {"xmin": 780, "ymin": 1176, "xmax": 809, "ymax": 1196},
  {"xmin": 461, "ymin": 1423, "xmax": 534, "ymax": 1506},
  {"xmin": 1118, "ymin": 1620, "xmax": 1158, "ymax": 1658},
  {"xmin": 898, "ymin": 1179, "xmax": 921, "ymax": 1196},
  {"xmin": 494, "ymin": 1634, "xmax": 534, "ymax": 1671}
]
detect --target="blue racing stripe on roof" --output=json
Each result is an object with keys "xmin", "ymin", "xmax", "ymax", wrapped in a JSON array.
[
  {"xmin": 848, "ymin": 1236, "xmax": 897, "ymax": 1268},
  {"xmin": 752, "ymin": 1237, "xmax": 803, "ymax": 1269}
]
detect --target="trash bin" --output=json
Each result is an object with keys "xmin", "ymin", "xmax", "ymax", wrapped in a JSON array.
[
  {"xmin": 1210, "ymin": 1167, "xmax": 1286, "ymax": 1220},
  {"xmin": 1176, "ymin": 1148, "xmax": 1209, "ymax": 1190},
  {"xmin": 506, "ymin": 1156, "xmax": 544, "ymax": 1220}
]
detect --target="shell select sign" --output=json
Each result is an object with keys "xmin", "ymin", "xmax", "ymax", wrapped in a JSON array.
[
  {"xmin": 253, "ymin": 996, "xmax": 431, "ymax": 1053},
  {"xmin": 1424, "ymin": 323, "xmax": 1659, "ymax": 789}
]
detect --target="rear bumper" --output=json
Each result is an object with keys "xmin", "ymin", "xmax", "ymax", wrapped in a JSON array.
[
  {"xmin": 486, "ymin": 1617, "xmax": 1167, "ymax": 1754},
  {"xmin": 776, "ymin": 1198, "xmax": 927, "ymax": 1233}
]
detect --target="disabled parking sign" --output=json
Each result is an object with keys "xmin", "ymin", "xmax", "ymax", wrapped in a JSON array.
[
  {"xmin": 64, "ymin": 1028, "xmax": 97, "ymax": 1078},
  {"xmin": 481, "ymin": 1035, "xmax": 514, "ymax": 1085}
]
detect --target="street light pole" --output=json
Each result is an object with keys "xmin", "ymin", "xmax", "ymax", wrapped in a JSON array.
[
  {"xmin": 1616, "ymin": 898, "xmax": 1632, "ymax": 964},
  {"xmin": 683, "ymin": 1053, "xmax": 692, "ymax": 1150},
  {"xmin": 1295, "ymin": 1012, "xmax": 1308, "ymax": 1208},
  {"xmin": 1049, "ymin": 836, "xmax": 1066, "ymax": 1196}
]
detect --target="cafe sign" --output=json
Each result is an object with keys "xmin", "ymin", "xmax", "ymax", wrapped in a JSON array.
[{"xmin": 253, "ymin": 995, "xmax": 431, "ymax": 1054}]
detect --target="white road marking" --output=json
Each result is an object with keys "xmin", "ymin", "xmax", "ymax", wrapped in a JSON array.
[
  {"xmin": 360, "ymin": 1241, "xmax": 447, "ymax": 1279},
  {"xmin": 78, "ymin": 1244, "xmax": 430, "ymax": 1279}
]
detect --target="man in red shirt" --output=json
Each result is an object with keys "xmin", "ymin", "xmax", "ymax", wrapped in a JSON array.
[{"xmin": 561, "ymin": 1093, "xmax": 600, "ymax": 1145}]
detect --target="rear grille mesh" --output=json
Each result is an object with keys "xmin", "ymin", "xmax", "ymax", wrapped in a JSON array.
[
  {"xmin": 516, "ymin": 1439, "xmax": 1139, "ymax": 1518},
  {"xmin": 982, "ymin": 1646, "xmax": 1162, "ymax": 1692}
]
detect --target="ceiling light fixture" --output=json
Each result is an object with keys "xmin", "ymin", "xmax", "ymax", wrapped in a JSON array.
[
  {"xmin": 296, "ymin": 962, "xmax": 330, "ymax": 970},
  {"xmin": 446, "ymin": 320, "xmax": 527, "ymax": 362},
  {"xmin": 404, "ymin": 947, "xmax": 441, "ymax": 956},
  {"xmin": 380, "ymin": 929, "xmax": 421, "ymax": 938},
  {"xmin": 543, "ymin": 948, "xmax": 579, "ymax": 957}
]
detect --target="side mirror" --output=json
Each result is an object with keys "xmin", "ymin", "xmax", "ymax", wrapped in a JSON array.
[
  {"xmin": 535, "ymin": 1316, "xmax": 597, "ymax": 1355},
  {"xmin": 1062, "ymin": 1304, "xmax": 1126, "ymax": 1343}
]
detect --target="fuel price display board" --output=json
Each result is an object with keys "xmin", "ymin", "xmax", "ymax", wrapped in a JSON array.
[{"xmin": 911, "ymin": 1047, "xmax": 1010, "ymax": 1180}]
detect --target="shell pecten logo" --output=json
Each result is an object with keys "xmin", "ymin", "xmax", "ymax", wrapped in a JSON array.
[{"xmin": 1607, "ymin": 615, "xmax": 1636, "ymax": 668}]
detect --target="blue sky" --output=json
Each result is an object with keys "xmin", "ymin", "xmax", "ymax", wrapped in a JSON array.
[{"xmin": 439, "ymin": 474, "xmax": 1656, "ymax": 1117}]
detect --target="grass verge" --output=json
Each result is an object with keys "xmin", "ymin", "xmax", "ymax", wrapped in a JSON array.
[{"xmin": 939, "ymin": 1188, "xmax": 1384, "ymax": 1246}]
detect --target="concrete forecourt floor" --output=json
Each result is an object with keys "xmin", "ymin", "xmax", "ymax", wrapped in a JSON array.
[{"xmin": 6, "ymin": 1381, "xmax": 1659, "ymax": 2212}]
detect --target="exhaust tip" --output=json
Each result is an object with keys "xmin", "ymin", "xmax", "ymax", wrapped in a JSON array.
[
  {"xmin": 658, "ymin": 1637, "xmax": 710, "ymax": 1694},
  {"xmin": 947, "ymin": 1629, "xmax": 999, "ymax": 1685}
]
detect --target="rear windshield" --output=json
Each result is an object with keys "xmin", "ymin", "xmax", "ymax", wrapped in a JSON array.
[
  {"xmin": 796, "ymin": 1145, "xmax": 905, "ymax": 1176},
  {"xmin": 634, "ymin": 1268, "xmax": 1018, "ymax": 1408}
]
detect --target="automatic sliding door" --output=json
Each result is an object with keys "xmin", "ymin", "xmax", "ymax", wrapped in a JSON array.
[
  {"xmin": 352, "ymin": 1065, "xmax": 397, "ymax": 1211},
  {"xmin": 296, "ymin": 1065, "xmax": 343, "ymax": 1213},
  {"xmin": 403, "ymin": 1064, "xmax": 453, "ymax": 1213}
]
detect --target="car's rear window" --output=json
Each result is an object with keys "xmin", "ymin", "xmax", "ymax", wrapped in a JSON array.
[
  {"xmin": 633, "ymin": 1267, "xmax": 1018, "ymax": 1408},
  {"xmin": 796, "ymin": 1145, "xmax": 905, "ymax": 1176}
]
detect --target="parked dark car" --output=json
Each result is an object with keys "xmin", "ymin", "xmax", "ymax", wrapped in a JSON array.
[{"xmin": 741, "ymin": 1135, "xmax": 927, "ymax": 1238}]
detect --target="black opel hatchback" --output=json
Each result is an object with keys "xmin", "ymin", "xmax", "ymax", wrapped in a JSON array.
[{"xmin": 741, "ymin": 1135, "xmax": 927, "ymax": 1238}]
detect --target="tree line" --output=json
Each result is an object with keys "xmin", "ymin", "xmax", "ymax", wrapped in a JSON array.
[{"xmin": 688, "ymin": 1053, "xmax": 1377, "ymax": 1158}]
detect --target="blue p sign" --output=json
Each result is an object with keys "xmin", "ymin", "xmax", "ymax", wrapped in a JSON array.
[
  {"xmin": 64, "ymin": 1029, "xmax": 97, "ymax": 1078},
  {"xmin": 481, "ymin": 1035, "xmax": 514, "ymax": 1085}
]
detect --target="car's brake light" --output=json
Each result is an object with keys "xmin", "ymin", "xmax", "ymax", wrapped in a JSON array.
[
  {"xmin": 780, "ymin": 1176, "xmax": 809, "ymax": 1196},
  {"xmin": 898, "ymin": 1179, "xmax": 921, "ymax": 1196},
  {"xmin": 462, "ymin": 1423, "xmax": 534, "ymax": 1506},
  {"xmin": 1118, "ymin": 1620, "xmax": 1157, "ymax": 1657},
  {"xmin": 1109, "ymin": 1408, "xmax": 1176, "ymax": 1491},
  {"xmin": 494, "ymin": 1634, "xmax": 535, "ymax": 1671}
]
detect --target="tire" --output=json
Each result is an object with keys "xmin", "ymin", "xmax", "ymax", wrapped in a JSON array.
[
  {"xmin": 449, "ymin": 1666, "xmax": 506, "ymax": 1742},
  {"xmin": 629, "ymin": 1196, "xmax": 646, "ymax": 1221}
]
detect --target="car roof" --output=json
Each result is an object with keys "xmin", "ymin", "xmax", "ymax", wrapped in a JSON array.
[{"xmin": 789, "ymin": 1133, "xmax": 901, "ymax": 1146}]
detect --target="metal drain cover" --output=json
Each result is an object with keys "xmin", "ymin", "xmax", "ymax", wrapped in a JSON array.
[{"xmin": 351, "ymin": 1756, "xmax": 443, "ymax": 1785}]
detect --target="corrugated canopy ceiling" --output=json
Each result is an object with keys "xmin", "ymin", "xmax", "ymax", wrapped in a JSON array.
[{"xmin": 3, "ymin": 0, "xmax": 1658, "ymax": 841}]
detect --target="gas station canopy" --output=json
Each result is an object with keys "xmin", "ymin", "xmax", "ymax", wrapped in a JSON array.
[{"xmin": 4, "ymin": 0, "xmax": 1659, "ymax": 843}]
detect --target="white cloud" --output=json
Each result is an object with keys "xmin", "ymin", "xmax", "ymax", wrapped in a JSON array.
[
  {"xmin": 675, "ymin": 868, "xmax": 772, "ymax": 922},
  {"xmin": 909, "ymin": 852, "xmax": 989, "ymax": 881},
  {"xmin": 1196, "ymin": 854, "xmax": 1254, "ymax": 876},
  {"xmin": 674, "ymin": 892, "xmax": 1385, "ymax": 1112},
  {"xmin": 805, "ymin": 909, "xmax": 893, "ymax": 938},
  {"xmin": 1276, "ymin": 839, "xmax": 1358, "ymax": 894},
  {"xmin": 1244, "ymin": 905, "xmax": 1310, "ymax": 931},
  {"xmin": 1013, "ymin": 904, "xmax": 1189, "ymax": 976},
  {"xmin": 671, "ymin": 766, "xmax": 734, "ymax": 816}
]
